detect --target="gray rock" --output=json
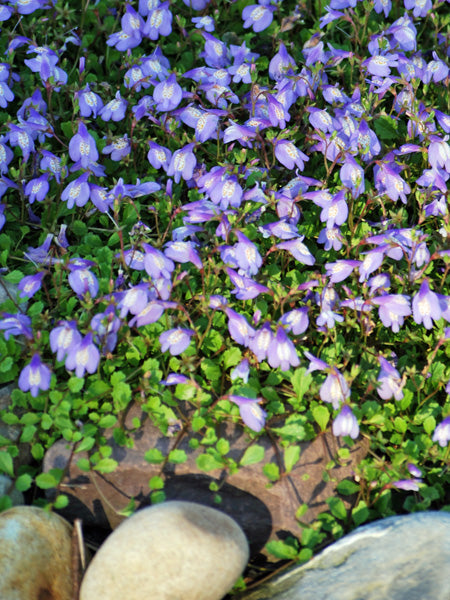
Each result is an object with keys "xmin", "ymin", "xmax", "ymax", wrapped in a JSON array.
[
  {"xmin": 80, "ymin": 500, "xmax": 249, "ymax": 600},
  {"xmin": 240, "ymin": 511, "xmax": 450, "ymax": 600},
  {"xmin": 0, "ymin": 506, "xmax": 74, "ymax": 600},
  {"xmin": 44, "ymin": 403, "xmax": 368, "ymax": 559},
  {"xmin": 0, "ymin": 474, "xmax": 24, "ymax": 506}
]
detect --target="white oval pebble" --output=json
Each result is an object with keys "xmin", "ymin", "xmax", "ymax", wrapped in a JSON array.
[{"xmin": 80, "ymin": 501, "xmax": 249, "ymax": 600}]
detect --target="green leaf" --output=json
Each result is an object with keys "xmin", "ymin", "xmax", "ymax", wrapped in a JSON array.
[
  {"xmin": 68, "ymin": 377, "xmax": 84, "ymax": 393},
  {"xmin": 216, "ymin": 438, "xmax": 230, "ymax": 456},
  {"xmin": 112, "ymin": 381, "xmax": 132, "ymax": 411},
  {"xmin": 352, "ymin": 500, "xmax": 371, "ymax": 526},
  {"xmin": 93, "ymin": 458, "xmax": 118, "ymax": 473},
  {"xmin": 196, "ymin": 453, "xmax": 223, "ymax": 472},
  {"xmin": 168, "ymin": 449, "xmax": 187, "ymax": 464},
  {"xmin": 222, "ymin": 348, "xmax": 242, "ymax": 369},
  {"xmin": 200, "ymin": 358, "xmax": 222, "ymax": 382},
  {"xmin": 394, "ymin": 416, "xmax": 407, "ymax": 433},
  {"xmin": 312, "ymin": 405, "xmax": 330, "ymax": 432},
  {"xmin": 374, "ymin": 115, "xmax": 397, "ymax": 141},
  {"xmin": 35, "ymin": 471, "xmax": 61, "ymax": 490},
  {"xmin": 337, "ymin": 479, "xmax": 360, "ymax": 495},
  {"xmin": 149, "ymin": 475, "xmax": 164, "ymax": 490},
  {"xmin": 284, "ymin": 445, "xmax": 300, "ymax": 474},
  {"xmin": 263, "ymin": 463, "xmax": 280, "ymax": 482},
  {"xmin": 75, "ymin": 436, "xmax": 96, "ymax": 453},
  {"xmin": 98, "ymin": 415, "xmax": 117, "ymax": 429},
  {"xmin": 423, "ymin": 415, "xmax": 436, "ymax": 435},
  {"xmin": 240, "ymin": 444, "xmax": 265, "ymax": 466},
  {"xmin": 76, "ymin": 458, "xmax": 91, "ymax": 471},
  {"xmin": 191, "ymin": 415, "xmax": 206, "ymax": 431},
  {"xmin": 290, "ymin": 368, "xmax": 313, "ymax": 403},
  {"xmin": 15, "ymin": 473, "xmax": 32, "ymax": 492},
  {"xmin": 53, "ymin": 495, "xmax": 69, "ymax": 509},
  {"xmin": 265, "ymin": 538, "xmax": 299, "ymax": 560},
  {"xmin": 3, "ymin": 270, "xmax": 23, "ymax": 284},
  {"xmin": 0, "ymin": 356, "xmax": 13, "ymax": 373},
  {"xmin": 327, "ymin": 497, "xmax": 347, "ymax": 520},
  {"xmin": 145, "ymin": 448, "xmax": 165, "ymax": 464}
]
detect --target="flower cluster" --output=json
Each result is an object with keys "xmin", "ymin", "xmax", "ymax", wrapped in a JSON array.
[{"xmin": 0, "ymin": 0, "xmax": 449, "ymax": 523}]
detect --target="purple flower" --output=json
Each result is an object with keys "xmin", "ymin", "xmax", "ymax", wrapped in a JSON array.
[
  {"xmin": 100, "ymin": 91, "xmax": 128, "ymax": 122},
  {"xmin": 8, "ymin": 124, "xmax": 34, "ymax": 162},
  {"xmin": 153, "ymin": 73, "xmax": 182, "ymax": 112},
  {"xmin": 377, "ymin": 356, "xmax": 404, "ymax": 401},
  {"xmin": 372, "ymin": 294, "xmax": 411, "ymax": 332},
  {"xmin": 40, "ymin": 150, "xmax": 62, "ymax": 183},
  {"xmin": 428, "ymin": 137, "xmax": 450, "ymax": 173},
  {"xmin": 412, "ymin": 279, "xmax": 442, "ymax": 329},
  {"xmin": 18, "ymin": 272, "xmax": 45, "ymax": 299},
  {"xmin": 249, "ymin": 321, "xmax": 273, "ymax": 362},
  {"xmin": 102, "ymin": 136, "xmax": 131, "ymax": 161},
  {"xmin": 320, "ymin": 368, "xmax": 350, "ymax": 409},
  {"xmin": 226, "ymin": 308, "xmax": 255, "ymax": 347},
  {"xmin": 166, "ymin": 144, "xmax": 196, "ymax": 183},
  {"xmin": 230, "ymin": 359, "xmax": 250, "ymax": 383},
  {"xmin": 318, "ymin": 227, "xmax": 343, "ymax": 251},
  {"xmin": 393, "ymin": 479, "xmax": 420, "ymax": 491},
  {"xmin": 160, "ymin": 328, "xmax": 194, "ymax": 355},
  {"xmin": 143, "ymin": 244, "xmax": 175, "ymax": 280},
  {"xmin": 18, "ymin": 354, "xmax": 51, "ymax": 398},
  {"xmin": 164, "ymin": 240, "xmax": 202, "ymax": 269},
  {"xmin": 233, "ymin": 231, "xmax": 262, "ymax": 276},
  {"xmin": 404, "ymin": 0, "xmax": 431, "ymax": 17},
  {"xmin": 277, "ymin": 237, "xmax": 315, "ymax": 265},
  {"xmin": 0, "ymin": 80, "xmax": 14, "ymax": 108},
  {"xmin": 229, "ymin": 396, "xmax": 266, "ymax": 432},
  {"xmin": 226, "ymin": 268, "xmax": 268, "ymax": 300},
  {"xmin": 91, "ymin": 306, "xmax": 121, "ymax": 354},
  {"xmin": 423, "ymin": 52, "xmax": 449, "ymax": 84},
  {"xmin": 332, "ymin": 405, "xmax": 359, "ymax": 439},
  {"xmin": 129, "ymin": 300, "xmax": 175, "ymax": 328},
  {"xmin": 117, "ymin": 285, "xmax": 150, "ymax": 319},
  {"xmin": 61, "ymin": 172, "xmax": 90, "ymax": 209},
  {"xmin": 147, "ymin": 141, "xmax": 171, "ymax": 171},
  {"xmin": 325, "ymin": 260, "xmax": 360, "ymax": 283},
  {"xmin": 65, "ymin": 333, "xmax": 100, "ymax": 378},
  {"xmin": 144, "ymin": 1, "xmax": 172, "ymax": 39},
  {"xmin": 160, "ymin": 373, "xmax": 191, "ymax": 386},
  {"xmin": 77, "ymin": 84, "xmax": 103, "ymax": 118},
  {"xmin": 107, "ymin": 6, "xmax": 143, "ymax": 50},
  {"xmin": 69, "ymin": 122, "xmax": 99, "ymax": 169},
  {"xmin": 0, "ymin": 313, "xmax": 32, "ymax": 340},
  {"xmin": 269, "ymin": 43, "xmax": 296, "ymax": 81},
  {"xmin": 279, "ymin": 308, "xmax": 309, "ymax": 335},
  {"xmin": 274, "ymin": 139, "xmax": 309, "ymax": 170},
  {"xmin": 432, "ymin": 416, "xmax": 450, "ymax": 447},
  {"xmin": 267, "ymin": 326, "xmax": 300, "ymax": 372},
  {"xmin": 223, "ymin": 122, "xmax": 256, "ymax": 147},
  {"xmin": 192, "ymin": 15, "xmax": 214, "ymax": 32},
  {"xmin": 68, "ymin": 267, "xmax": 99, "ymax": 298},
  {"xmin": 50, "ymin": 321, "xmax": 82, "ymax": 362},
  {"xmin": 363, "ymin": 53, "xmax": 398, "ymax": 77},
  {"xmin": 340, "ymin": 157, "xmax": 365, "ymax": 197},
  {"xmin": 242, "ymin": 4, "xmax": 274, "ymax": 33},
  {"xmin": 24, "ymin": 173, "xmax": 49, "ymax": 204}
]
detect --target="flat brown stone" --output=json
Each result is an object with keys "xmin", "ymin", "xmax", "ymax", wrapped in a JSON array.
[{"xmin": 44, "ymin": 404, "xmax": 368, "ymax": 560}]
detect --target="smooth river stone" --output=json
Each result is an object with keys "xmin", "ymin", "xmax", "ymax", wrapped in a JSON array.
[
  {"xmin": 0, "ymin": 506, "xmax": 74, "ymax": 600},
  {"xmin": 80, "ymin": 500, "xmax": 249, "ymax": 600},
  {"xmin": 239, "ymin": 511, "xmax": 450, "ymax": 600}
]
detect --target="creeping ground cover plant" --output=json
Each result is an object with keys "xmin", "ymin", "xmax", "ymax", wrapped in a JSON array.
[{"xmin": 0, "ymin": 0, "xmax": 449, "ymax": 572}]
